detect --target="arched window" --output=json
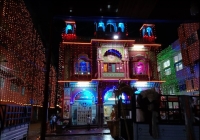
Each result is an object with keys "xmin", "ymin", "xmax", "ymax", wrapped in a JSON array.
[
  {"xmin": 135, "ymin": 61, "xmax": 145, "ymax": 74},
  {"xmin": 74, "ymin": 54, "xmax": 91, "ymax": 75},
  {"xmin": 79, "ymin": 61, "xmax": 87, "ymax": 73},
  {"xmin": 105, "ymin": 24, "xmax": 115, "ymax": 32},
  {"xmin": 118, "ymin": 23, "xmax": 124, "ymax": 32},
  {"xmin": 146, "ymin": 27, "xmax": 153, "ymax": 36},
  {"xmin": 98, "ymin": 22, "xmax": 105, "ymax": 32},
  {"xmin": 66, "ymin": 24, "xmax": 73, "ymax": 34}
]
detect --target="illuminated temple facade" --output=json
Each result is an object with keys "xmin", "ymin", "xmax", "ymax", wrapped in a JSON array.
[{"xmin": 58, "ymin": 20, "xmax": 164, "ymax": 125}]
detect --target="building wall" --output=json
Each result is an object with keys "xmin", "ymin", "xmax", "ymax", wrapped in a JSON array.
[
  {"xmin": 178, "ymin": 22, "xmax": 199, "ymax": 95},
  {"xmin": 0, "ymin": 0, "xmax": 56, "ymax": 108},
  {"xmin": 59, "ymin": 21, "xmax": 162, "ymax": 125},
  {"xmin": 157, "ymin": 45, "xmax": 179, "ymax": 95},
  {"xmin": 157, "ymin": 22, "xmax": 200, "ymax": 95}
]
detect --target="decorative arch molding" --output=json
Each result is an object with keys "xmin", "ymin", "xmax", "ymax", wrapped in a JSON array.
[
  {"xmin": 103, "ymin": 49, "xmax": 122, "ymax": 59},
  {"xmin": 105, "ymin": 23, "xmax": 116, "ymax": 32},
  {"xmin": 71, "ymin": 88, "xmax": 97, "ymax": 103},
  {"xmin": 102, "ymin": 85, "xmax": 116, "ymax": 102}
]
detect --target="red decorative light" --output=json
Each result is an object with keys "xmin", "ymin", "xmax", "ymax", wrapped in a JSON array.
[{"xmin": 62, "ymin": 33, "xmax": 77, "ymax": 41}]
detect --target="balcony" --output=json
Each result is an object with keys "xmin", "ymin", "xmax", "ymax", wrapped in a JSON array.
[{"xmin": 102, "ymin": 72, "xmax": 125, "ymax": 78}]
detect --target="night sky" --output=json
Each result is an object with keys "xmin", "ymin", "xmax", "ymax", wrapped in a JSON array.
[
  {"xmin": 24, "ymin": 0, "xmax": 199, "ymax": 67},
  {"xmin": 74, "ymin": 20, "xmax": 182, "ymax": 49}
]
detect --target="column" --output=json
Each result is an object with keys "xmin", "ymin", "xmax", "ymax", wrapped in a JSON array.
[
  {"xmin": 123, "ymin": 61, "xmax": 126, "ymax": 78},
  {"xmin": 126, "ymin": 61, "xmax": 129, "ymax": 78},
  {"xmin": 100, "ymin": 61, "xmax": 103, "ymax": 79},
  {"xmin": 98, "ymin": 61, "xmax": 100, "ymax": 79},
  {"xmin": 97, "ymin": 85, "xmax": 103, "ymax": 128}
]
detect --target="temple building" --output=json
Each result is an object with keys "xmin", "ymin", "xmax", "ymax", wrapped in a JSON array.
[{"xmin": 58, "ymin": 20, "xmax": 164, "ymax": 125}]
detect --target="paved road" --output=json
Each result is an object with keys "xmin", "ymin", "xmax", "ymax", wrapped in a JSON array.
[
  {"xmin": 28, "ymin": 122, "xmax": 114, "ymax": 140},
  {"xmin": 45, "ymin": 135, "xmax": 114, "ymax": 140}
]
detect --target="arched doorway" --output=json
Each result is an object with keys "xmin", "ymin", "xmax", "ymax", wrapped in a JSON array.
[
  {"xmin": 103, "ymin": 86, "xmax": 116, "ymax": 124},
  {"xmin": 71, "ymin": 90, "xmax": 97, "ymax": 125}
]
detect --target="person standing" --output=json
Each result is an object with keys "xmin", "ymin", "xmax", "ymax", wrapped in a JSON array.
[
  {"xmin": 50, "ymin": 115, "xmax": 54, "ymax": 132},
  {"xmin": 87, "ymin": 115, "xmax": 91, "ymax": 131},
  {"xmin": 52, "ymin": 114, "xmax": 57, "ymax": 131}
]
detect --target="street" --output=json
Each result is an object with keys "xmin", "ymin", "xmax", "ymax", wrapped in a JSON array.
[{"xmin": 45, "ymin": 135, "xmax": 114, "ymax": 140}]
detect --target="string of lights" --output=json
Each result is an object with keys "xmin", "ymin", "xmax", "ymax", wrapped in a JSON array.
[{"xmin": 0, "ymin": 0, "xmax": 56, "ymax": 108}]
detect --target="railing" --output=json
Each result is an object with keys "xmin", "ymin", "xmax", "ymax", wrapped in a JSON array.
[
  {"xmin": 0, "ymin": 104, "xmax": 32, "ymax": 130},
  {"xmin": 133, "ymin": 94, "xmax": 200, "ymax": 125},
  {"xmin": 102, "ymin": 72, "xmax": 125, "ymax": 78}
]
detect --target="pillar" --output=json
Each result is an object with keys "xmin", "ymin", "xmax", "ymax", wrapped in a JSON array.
[
  {"xmin": 97, "ymin": 84, "xmax": 104, "ymax": 128},
  {"xmin": 98, "ymin": 61, "xmax": 100, "ymax": 78},
  {"xmin": 126, "ymin": 61, "xmax": 129, "ymax": 78}
]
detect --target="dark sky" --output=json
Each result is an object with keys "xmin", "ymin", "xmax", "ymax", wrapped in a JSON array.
[
  {"xmin": 74, "ymin": 20, "xmax": 182, "ymax": 49},
  {"xmin": 23, "ymin": 0, "xmax": 199, "ymax": 68},
  {"xmin": 24, "ymin": 0, "xmax": 199, "ymax": 52}
]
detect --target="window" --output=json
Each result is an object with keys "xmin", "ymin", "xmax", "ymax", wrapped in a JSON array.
[
  {"xmin": 75, "ymin": 60, "xmax": 90, "ymax": 75},
  {"xmin": 174, "ymin": 53, "xmax": 182, "ymax": 63},
  {"xmin": 0, "ymin": 77, "xmax": 5, "ymax": 88},
  {"xmin": 103, "ymin": 64, "xmax": 108, "ymax": 72},
  {"xmin": 105, "ymin": 24, "xmax": 115, "ymax": 32},
  {"xmin": 66, "ymin": 24, "xmax": 73, "ymax": 34},
  {"xmin": 10, "ymin": 83, "xmax": 19, "ymax": 92},
  {"xmin": 157, "ymin": 65, "xmax": 160, "ymax": 72},
  {"xmin": 169, "ymin": 87, "xmax": 175, "ymax": 95},
  {"xmin": 74, "ymin": 54, "xmax": 91, "ymax": 75},
  {"xmin": 75, "ymin": 61, "xmax": 90, "ymax": 75},
  {"xmin": 163, "ymin": 60, "xmax": 170, "ymax": 68},
  {"xmin": 135, "ymin": 61, "xmax": 145, "ymax": 74},
  {"xmin": 165, "ymin": 68, "xmax": 171, "ymax": 75},
  {"xmin": 103, "ymin": 63, "xmax": 124, "ymax": 72},
  {"xmin": 21, "ymin": 87, "xmax": 25, "ymax": 95},
  {"xmin": 175, "ymin": 62, "xmax": 183, "ymax": 71},
  {"xmin": 118, "ymin": 23, "xmax": 124, "ymax": 32},
  {"xmin": 98, "ymin": 22, "xmax": 105, "ymax": 32}
]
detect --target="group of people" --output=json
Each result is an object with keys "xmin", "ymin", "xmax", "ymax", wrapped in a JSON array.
[{"xmin": 49, "ymin": 114, "xmax": 92, "ymax": 132}]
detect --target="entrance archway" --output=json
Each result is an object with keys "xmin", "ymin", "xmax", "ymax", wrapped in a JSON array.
[
  {"xmin": 71, "ymin": 90, "xmax": 97, "ymax": 125},
  {"xmin": 103, "ymin": 86, "xmax": 116, "ymax": 124}
]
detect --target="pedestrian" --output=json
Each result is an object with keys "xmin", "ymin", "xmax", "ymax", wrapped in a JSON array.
[
  {"xmin": 52, "ymin": 114, "xmax": 57, "ymax": 131},
  {"xmin": 50, "ymin": 115, "xmax": 54, "ymax": 132},
  {"xmin": 87, "ymin": 115, "xmax": 91, "ymax": 131}
]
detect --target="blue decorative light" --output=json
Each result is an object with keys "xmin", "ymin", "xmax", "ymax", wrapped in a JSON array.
[
  {"xmin": 104, "ymin": 49, "xmax": 122, "ymax": 59},
  {"xmin": 103, "ymin": 87, "xmax": 130, "ymax": 104},
  {"xmin": 66, "ymin": 24, "xmax": 72, "ymax": 34},
  {"xmin": 98, "ymin": 22, "xmax": 105, "ymax": 31},
  {"xmin": 98, "ymin": 22, "xmax": 104, "ymax": 27},
  {"xmin": 118, "ymin": 92, "xmax": 130, "ymax": 104},
  {"xmin": 104, "ymin": 89, "xmax": 114, "ymax": 101},
  {"xmin": 118, "ymin": 23, "xmax": 124, "ymax": 32},
  {"xmin": 74, "ymin": 90, "xmax": 95, "ymax": 101}
]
